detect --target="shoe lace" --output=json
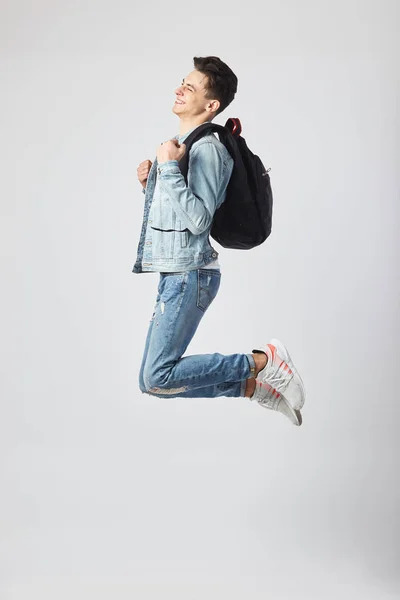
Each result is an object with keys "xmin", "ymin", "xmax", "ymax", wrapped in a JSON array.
[{"xmin": 261, "ymin": 359, "xmax": 291, "ymax": 394}]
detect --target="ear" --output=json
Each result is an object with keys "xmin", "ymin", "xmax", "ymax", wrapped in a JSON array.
[{"xmin": 206, "ymin": 99, "xmax": 220, "ymax": 114}]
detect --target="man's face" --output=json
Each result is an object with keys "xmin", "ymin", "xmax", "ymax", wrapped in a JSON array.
[{"xmin": 172, "ymin": 69, "xmax": 219, "ymax": 118}]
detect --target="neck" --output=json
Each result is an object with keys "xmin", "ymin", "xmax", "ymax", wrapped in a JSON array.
[{"xmin": 179, "ymin": 115, "xmax": 213, "ymax": 136}]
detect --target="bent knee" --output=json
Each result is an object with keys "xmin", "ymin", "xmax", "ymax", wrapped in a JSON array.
[
  {"xmin": 143, "ymin": 365, "xmax": 167, "ymax": 392},
  {"xmin": 143, "ymin": 369, "xmax": 188, "ymax": 396},
  {"xmin": 138, "ymin": 373, "xmax": 148, "ymax": 394}
]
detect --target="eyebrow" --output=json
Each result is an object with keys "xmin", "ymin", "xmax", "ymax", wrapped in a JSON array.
[{"xmin": 182, "ymin": 78, "xmax": 196, "ymax": 91}]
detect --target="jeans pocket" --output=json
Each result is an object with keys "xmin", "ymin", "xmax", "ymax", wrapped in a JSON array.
[{"xmin": 196, "ymin": 269, "xmax": 221, "ymax": 312}]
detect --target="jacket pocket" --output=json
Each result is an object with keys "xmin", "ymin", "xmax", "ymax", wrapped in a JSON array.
[{"xmin": 181, "ymin": 229, "xmax": 188, "ymax": 248}]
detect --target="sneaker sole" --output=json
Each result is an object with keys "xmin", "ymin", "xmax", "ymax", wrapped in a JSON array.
[
  {"xmin": 281, "ymin": 398, "xmax": 302, "ymax": 426},
  {"xmin": 258, "ymin": 397, "xmax": 302, "ymax": 426},
  {"xmin": 293, "ymin": 407, "xmax": 302, "ymax": 426}
]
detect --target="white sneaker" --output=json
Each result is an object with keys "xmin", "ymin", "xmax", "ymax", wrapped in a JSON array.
[
  {"xmin": 250, "ymin": 379, "xmax": 303, "ymax": 426},
  {"xmin": 252, "ymin": 339, "xmax": 306, "ymax": 411}
]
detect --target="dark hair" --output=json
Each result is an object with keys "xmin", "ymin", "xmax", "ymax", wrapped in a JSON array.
[{"xmin": 193, "ymin": 56, "xmax": 238, "ymax": 116}]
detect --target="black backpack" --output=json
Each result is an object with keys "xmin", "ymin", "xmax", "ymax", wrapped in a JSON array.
[{"xmin": 178, "ymin": 118, "xmax": 273, "ymax": 250}]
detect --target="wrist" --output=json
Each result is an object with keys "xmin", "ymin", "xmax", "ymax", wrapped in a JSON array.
[
  {"xmin": 157, "ymin": 159, "xmax": 179, "ymax": 167},
  {"xmin": 157, "ymin": 160, "xmax": 180, "ymax": 176}
]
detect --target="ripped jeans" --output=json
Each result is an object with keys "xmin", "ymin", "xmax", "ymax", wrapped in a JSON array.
[{"xmin": 139, "ymin": 268, "xmax": 256, "ymax": 398}]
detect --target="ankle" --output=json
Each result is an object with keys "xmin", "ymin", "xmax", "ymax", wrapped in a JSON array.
[
  {"xmin": 245, "ymin": 377, "xmax": 256, "ymax": 398},
  {"xmin": 252, "ymin": 352, "xmax": 267, "ymax": 376},
  {"xmin": 245, "ymin": 352, "xmax": 268, "ymax": 398}
]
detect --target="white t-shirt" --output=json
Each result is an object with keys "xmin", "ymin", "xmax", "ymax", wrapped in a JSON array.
[{"xmin": 206, "ymin": 258, "xmax": 220, "ymax": 269}]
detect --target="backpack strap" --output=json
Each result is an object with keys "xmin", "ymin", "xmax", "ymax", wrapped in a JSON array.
[{"xmin": 178, "ymin": 119, "xmax": 238, "ymax": 184}]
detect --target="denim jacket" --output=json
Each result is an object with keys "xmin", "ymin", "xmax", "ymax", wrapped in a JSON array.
[{"xmin": 132, "ymin": 125, "xmax": 234, "ymax": 273}]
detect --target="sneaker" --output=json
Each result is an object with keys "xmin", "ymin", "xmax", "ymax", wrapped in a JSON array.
[
  {"xmin": 250, "ymin": 379, "xmax": 303, "ymax": 426},
  {"xmin": 252, "ymin": 339, "xmax": 305, "ymax": 410}
]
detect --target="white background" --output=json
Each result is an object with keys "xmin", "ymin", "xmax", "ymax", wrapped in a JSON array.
[{"xmin": 1, "ymin": 1, "xmax": 399, "ymax": 598}]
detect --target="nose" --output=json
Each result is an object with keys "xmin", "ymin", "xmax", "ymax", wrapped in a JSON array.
[{"xmin": 175, "ymin": 85, "xmax": 184, "ymax": 96}]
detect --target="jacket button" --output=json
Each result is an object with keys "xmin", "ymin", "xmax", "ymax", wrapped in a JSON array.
[{"xmin": 212, "ymin": 253, "xmax": 217, "ymax": 258}]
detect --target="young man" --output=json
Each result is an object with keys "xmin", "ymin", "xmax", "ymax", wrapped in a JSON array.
[{"xmin": 133, "ymin": 56, "xmax": 305, "ymax": 425}]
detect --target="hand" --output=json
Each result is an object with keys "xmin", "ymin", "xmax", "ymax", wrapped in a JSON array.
[
  {"xmin": 137, "ymin": 159, "xmax": 153, "ymax": 188},
  {"xmin": 156, "ymin": 139, "xmax": 186, "ymax": 164}
]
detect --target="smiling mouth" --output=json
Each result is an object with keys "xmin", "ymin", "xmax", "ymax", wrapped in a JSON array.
[{"xmin": 175, "ymin": 99, "xmax": 185, "ymax": 105}]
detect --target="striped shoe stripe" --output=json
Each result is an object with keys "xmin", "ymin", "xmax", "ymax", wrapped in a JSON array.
[
  {"xmin": 268, "ymin": 343, "xmax": 293, "ymax": 375},
  {"xmin": 259, "ymin": 380, "xmax": 281, "ymax": 400}
]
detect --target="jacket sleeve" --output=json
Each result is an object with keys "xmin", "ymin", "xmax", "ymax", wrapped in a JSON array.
[{"xmin": 156, "ymin": 141, "xmax": 225, "ymax": 235}]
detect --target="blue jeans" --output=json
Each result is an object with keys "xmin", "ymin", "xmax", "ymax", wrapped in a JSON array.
[{"xmin": 139, "ymin": 269, "xmax": 255, "ymax": 398}]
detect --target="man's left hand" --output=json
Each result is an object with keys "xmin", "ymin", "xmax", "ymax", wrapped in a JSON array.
[{"xmin": 156, "ymin": 139, "xmax": 186, "ymax": 164}]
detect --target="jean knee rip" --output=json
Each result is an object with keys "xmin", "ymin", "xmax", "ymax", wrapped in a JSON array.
[{"xmin": 148, "ymin": 386, "xmax": 188, "ymax": 395}]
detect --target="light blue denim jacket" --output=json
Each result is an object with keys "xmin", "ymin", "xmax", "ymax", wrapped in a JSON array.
[{"xmin": 132, "ymin": 125, "xmax": 234, "ymax": 273}]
